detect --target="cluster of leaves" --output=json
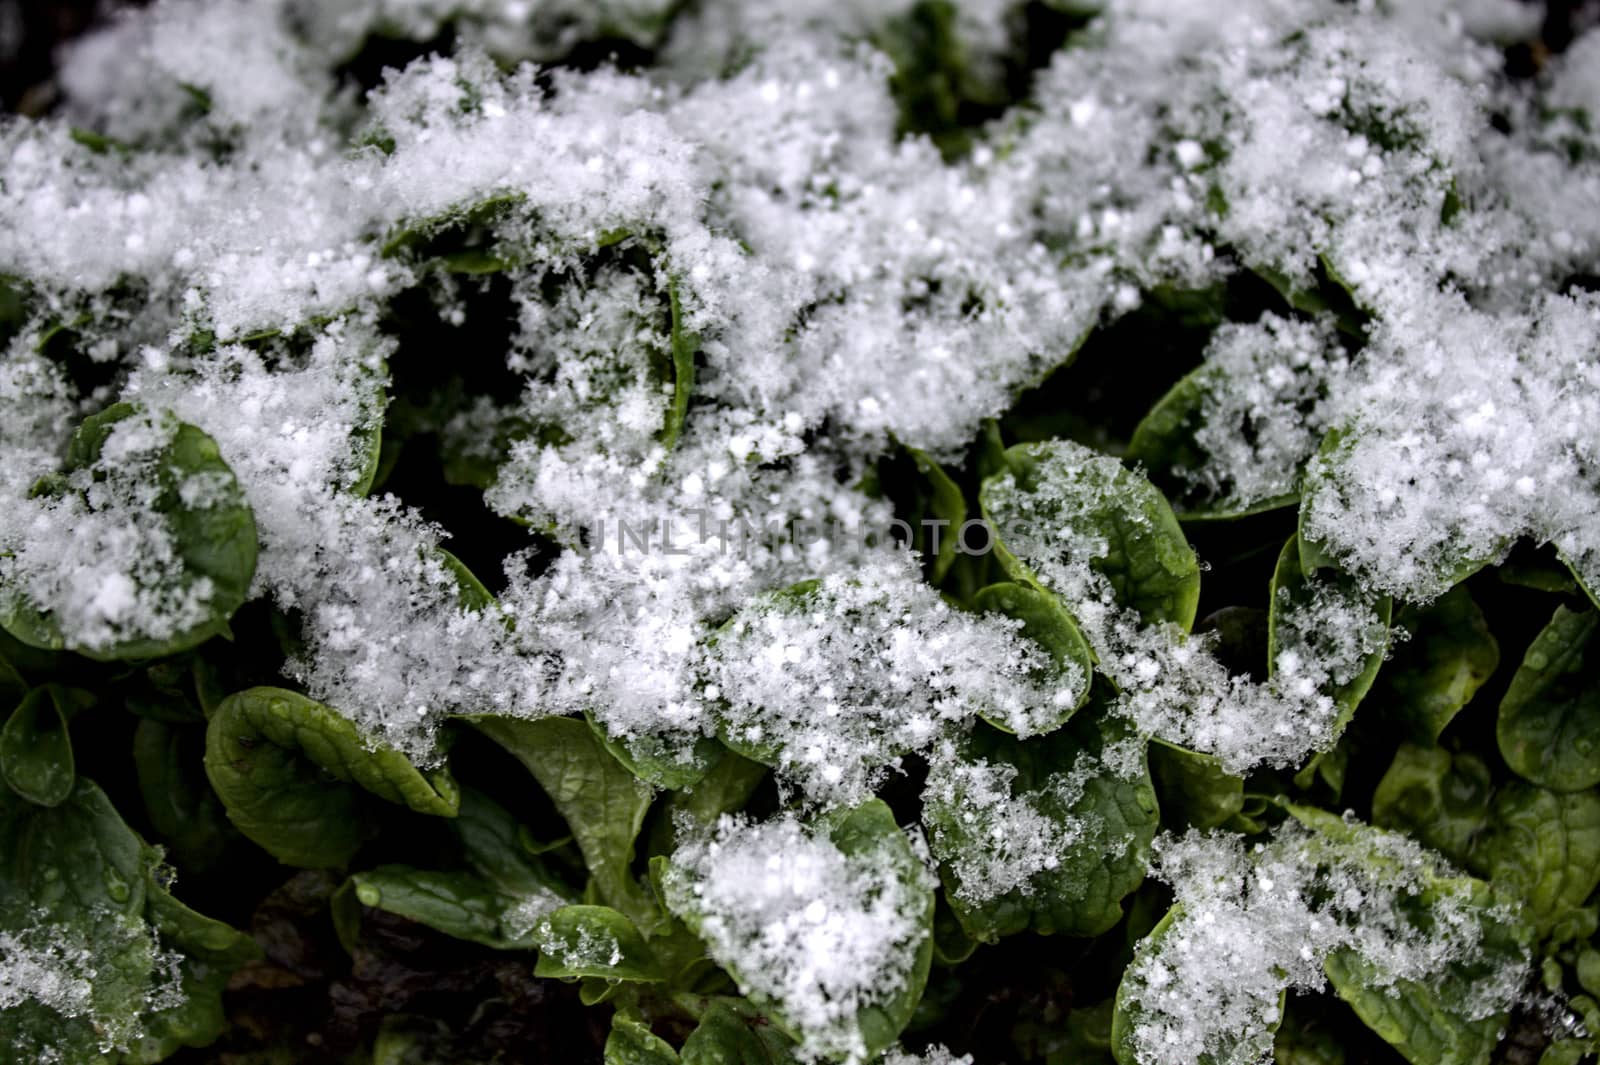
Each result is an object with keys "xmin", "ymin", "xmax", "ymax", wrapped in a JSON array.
[{"xmin": 1, "ymin": 3, "xmax": 1598, "ymax": 1065}]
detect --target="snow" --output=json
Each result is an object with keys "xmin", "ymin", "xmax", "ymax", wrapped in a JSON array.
[
  {"xmin": 1120, "ymin": 819, "xmax": 1528, "ymax": 1065},
  {"xmin": 983, "ymin": 440, "xmax": 1389, "ymax": 773},
  {"xmin": 662, "ymin": 812, "xmax": 933, "ymax": 1063},
  {"xmin": 0, "ymin": 0, "xmax": 1591, "ymax": 919}
]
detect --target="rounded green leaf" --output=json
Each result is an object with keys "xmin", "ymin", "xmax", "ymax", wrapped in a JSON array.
[
  {"xmin": 204, "ymin": 687, "xmax": 459, "ymax": 867},
  {"xmin": 971, "ymin": 581, "xmax": 1093, "ymax": 732},
  {"xmin": 1147, "ymin": 739, "xmax": 1244, "ymax": 830},
  {"xmin": 606, "ymin": 1010, "xmax": 681, "ymax": 1065},
  {"xmin": 1127, "ymin": 363, "xmax": 1299, "ymax": 522},
  {"xmin": 1, "ymin": 685, "xmax": 76, "ymax": 806},
  {"xmin": 469, "ymin": 715, "xmax": 659, "ymax": 930},
  {"xmin": 923, "ymin": 712, "xmax": 1157, "ymax": 941},
  {"xmin": 979, "ymin": 440, "xmax": 1201, "ymax": 631},
  {"xmin": 1268, "ymin": 534, "xmax": 1391, "ymax": 774},
  {"xmin": 1374, "ymin": 586, "xmax": 1498, "ymax": 744},
  {"xmin": 0, "ymin": 780, "xmax": 254, "ymax": 1062},
  {"xmin": 1497, "ymin": 606, "xmax": 1600, "ymax": 792},
  {"xmin": 532, "ymin": 904, "xmax": 664, "ymax": 982},
  {"xmin": 1371, "ymin": 744, "xmax": 1491, "ymax": 868},
  {"xmin": 586, "ymin": 709, "xmax": 724, "ymax": 790},
  {"xmin": 681, "ymin": 999, "xmax": 802, "ymax": 1065},
  {"xmin": 1474, "ymin": 781, "xmax": 1600, "ymax": 941},
  {"xmin": 1, "ymin": 403, "xmax": 257, "ymax": 661}
]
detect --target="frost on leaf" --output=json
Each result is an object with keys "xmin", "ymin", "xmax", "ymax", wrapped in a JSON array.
[
  {"xmin": 1115, "ymin": 812, "xmax": 1530, "ymax": 1065},
  {"xmin": 705, "ymin": 554, "xmax": 1081, "ymax": 806},
  {"xmin": 662, "ymin": 805, "xmax": 934, "ymax": 1063}
]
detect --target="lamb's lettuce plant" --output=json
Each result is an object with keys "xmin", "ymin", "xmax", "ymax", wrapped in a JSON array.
[{"xmin": 1, "ymin": 0, "xmax": 1599, "ymax": 1063}]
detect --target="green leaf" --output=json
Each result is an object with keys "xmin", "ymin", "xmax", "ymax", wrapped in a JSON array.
[
  {"xmin": 823, "ymin": 800, "xmax": 936, "ymax": 1058},
  {"xmin": 606, "ymin": 1010, "xmax": 681, "ymax": 1065},
  {"xmin": 1288, "ymin": 811, "xmax": 1532, "ymax": 1065},
  {"xmin": 1472, "ymin": 780, "xmax": 1600, "ymax": 941},
  {"xmin": 980, "ymin": 439, "xmax": 1201, "ymax": 630},
  {"xmin": 1374, "ymin": 585, "xmax": 1498, "ymax": 744},
  {"xmin": 1126, "ymin": 363, "xmax": 1299, "ymax": 521},
  {"xmin": 1323, "ymin": 946, "xmax": 1503, "ymax": 1065},
  {"xmin": 1371, "ymin": 744, "xmax": 1492, "ymax": 868},
  {"xmin": 924, "ymin": 713, "xmax": 1157, "ymax": 941},
  {"xmin": 204, "ymin": 687, "xmax": 459, "ymax": 867},
  {"xmin": 451, "ymin": 786, "xmax": 573, "ymax": 898},
  {"xmin": 133, "ymin": 718, "xmax": 235, "ymax": 873},
  {"xmin": 666, "ymin": 800, "xmax": 934, "ymax": 1060},
  {"xmin": 970, "ymin": 582, "xmax": 1094, "ymax": 733},
  {"xmin": 533, "ymin": 904, "xmax": 664, "ymax": 982},
  {"xmin": 1147, "ymin": 739, "xmax": 1244, "ymax": 830},
  {"xmin": 1497, "ymin": 606, "xmax": 1600, "ymax": 791},
  {"xmin": 0, "ymin": 403, "xmax": 258, "ymax": 661},
  {"xmin": 1376, "ymin": 743, "xmax": 1600, "ymax": 941},
  {"xmin": 0, "ymin": 780, "xmax": 255, "ymax": 1062},
  {"xmin": 128, "ymin": 861, "xmax": 262, "ymax": 1062},
  {"xmin": 679, "ymin": 998, "xmax": 802, "ymax": 1065},
  {"xmin": 1299, "ymin": 426, "xmax": 1502, "ymax": 591},
  {"xmin": 1269, "ymin": 534, "xmax": 1391, "ymax": 786},
  {"xmin": 348, "ymin": 865, "xmax": 537, "ymax": 948},
  {"xmin": 470, "ymin": 715, "xmax": 660, "ymax": 930},
  {"xmin": 1112, "ymin": 905, "xmax": 1275, "ymax": 1065},
  {"xmin": 667, "ymin": 751, "xmax": 768, "ymax": 829},
  {"xmin": 0, "ymin": 684, "xmax": 76, "ymax": 806},
  {"xmin": 587, "ymin": 710, "xmax": 724, "ymax": 790},
  {"xmin": 663, "ymin": 276, "xmax": 697, "ymax": 452}
]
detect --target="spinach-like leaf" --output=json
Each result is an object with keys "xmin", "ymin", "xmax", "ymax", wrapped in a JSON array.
[
  {"xmin": 1371, "ymin": 744, "xmax": 1491, "ymax": 868},
  {"xmin": 666, "ymin": 800, "xmax": 934, "ymax": 1060},
  {"xmin": 1497, "ymin": 606, "xmax": 1600, "ymax": 792},
  {"xmin": 970, "ymin": 582, "xmax": 1093, "ymax": 733},
  {"xmin": 1126, "ymin": 363, "xmax": 1300, "ymax": 521},
  {"xmin": 1298, "ymin": 426, "xmax": 1503, "ymax": 592},
  {"xmin": 130, "ymin": 862, "xmax": 261, "ymax": 1061},
  {"xmin": 532, "ymin": 904, "xmax": 664, "ymax": 982},
  {"xmin": 923, "ymin": 712, "xmax": 1157, "ymax": 941},
  {"xmin": 586, "ymin": 710, "xmax": 724, "ymax": 790},
  {"xmin": 470, "ymin": 715, "xmax": 660, "ymax": 930},
  {"xmin": 0, "ymin": 683, "xmax": 76, "ymax": 806},
  {"xmin": 0, "ymin": 780, "xmax": 257, "ymax": 1062},
  {"xmin": 1147, "ymin": 739, "xmax": 1245, "ymax": 830},
  {"xmin": 341, "ymin": 785, "xmax": 578, "ymax": 949},
  {"xmin": 980, "ymin": 440, "xmax": 1201, "ymax": 630},
  {"xmin": 348, "ymin": 865, "xmax": 547, "ymax": 949},
  {"xmin": 1374, "ymin": 586, "xmax": 1498, "ymax": 744},
  {"xmin": 1375, "ymin": 743, "xmax": 1600, "ymax": 941},
  {"xmin": 606, "ymin": 1009, "xmax": 681, "ymax": 1065},
  {"xmin": 1269, "ymin": 535, "xmax": 1391, "ymax": 788},
  {"xmin": 819, "ymin": 800, "xmax": 935, "ymax": 1058},
  {"xmin": 1111, "ymin": 905, "xmax": 1275, "ymax": 1065},
  {"xmin": 1322, "ymin": 947, "xmax": 1503, "ymax": 1065},
  {"xmin": 1, "ymin": 403, "xmax": 258, "ymax": 661},
  {"xmin": 1472, "ymin": 780, "xmax": 1600, "ymax": 941},
  {"xmin": 1288, "ymin": 809, "xmax": 1532, "ymax": 1065},
  {"xmin": 679, "ymin": 998, "xmax": 803, "ymax": 1065},
  {"xmin": 204, "ymin": 687, "xmax": 459, "ymax": 867}
]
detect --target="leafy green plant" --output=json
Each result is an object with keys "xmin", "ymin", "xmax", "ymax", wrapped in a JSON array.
[{"xmin": 1, "ymin": 1, "xmax": 1598, "ymax": 1064}]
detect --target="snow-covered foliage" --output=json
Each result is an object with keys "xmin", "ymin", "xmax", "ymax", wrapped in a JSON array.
[{"xmin": 1, "ymin": 0, "xmax": 1595, "ymax": 1060}]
